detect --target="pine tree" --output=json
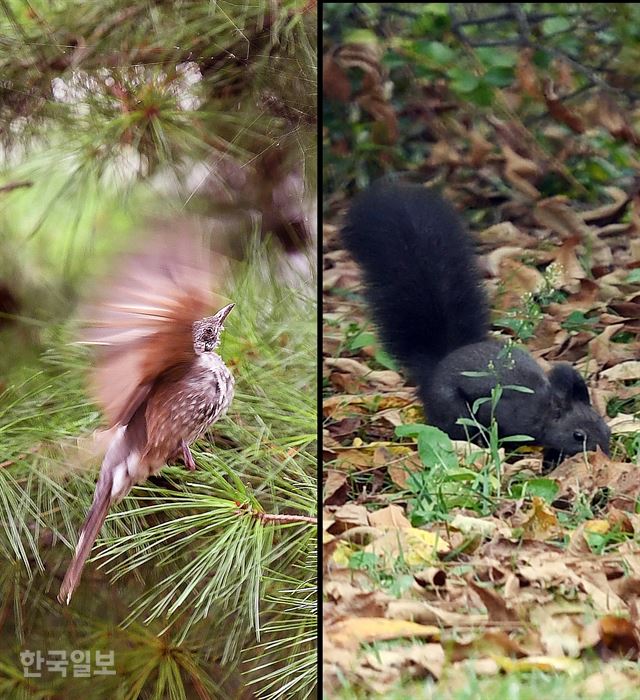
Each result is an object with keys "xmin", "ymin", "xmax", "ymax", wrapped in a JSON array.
[{"xmin": 0, "ymin": 2, "xmax": 317, "ymax": 698}]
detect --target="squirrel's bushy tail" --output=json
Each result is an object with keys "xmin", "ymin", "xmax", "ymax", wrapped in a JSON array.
[{"xmin": 342, "ymin": 180, "xmax": 490, "ymax": 380}]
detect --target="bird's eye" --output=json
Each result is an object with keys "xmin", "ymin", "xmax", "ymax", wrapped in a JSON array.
[{"xmin": 573, "ymin": 429, "xmax": 586, "ymax": 442}]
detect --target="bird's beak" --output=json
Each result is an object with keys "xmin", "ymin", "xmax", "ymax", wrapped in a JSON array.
[{"xmin": 214, "ymin": 303, "xmax": 235, "ymax": 324}]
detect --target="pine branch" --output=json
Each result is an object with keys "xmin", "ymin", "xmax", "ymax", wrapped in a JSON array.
[
  {"xmin": 0, "ymin": 180, "xmax": 33, "ymax": 194},
  {"xmin": 254, "ymin": 511, "xmax": 317, "ymax": 525}
]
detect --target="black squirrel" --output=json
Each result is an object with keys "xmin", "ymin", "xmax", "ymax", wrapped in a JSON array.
[{"xmin": 342, "ymin": 180, "xmax": 611, "ymax": 469}]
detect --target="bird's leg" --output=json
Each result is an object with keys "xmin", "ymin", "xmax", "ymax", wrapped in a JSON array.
[{"xmin": 181, "ymin": 440, "xmax": 198, "ymax": 471}]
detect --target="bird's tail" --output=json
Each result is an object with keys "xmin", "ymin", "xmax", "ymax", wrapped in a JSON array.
[
  {"xmin": 58, "ymin": 421, "xmax": 141, "ymax": 604},
  {"xmin": 58, "ymin": 474, "xmax": 113, "ymax": 605}
]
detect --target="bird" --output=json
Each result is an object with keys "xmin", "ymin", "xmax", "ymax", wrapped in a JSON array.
[{"xmin": 58, "ymin": 231, "xmax": 235, "ymax": 605}]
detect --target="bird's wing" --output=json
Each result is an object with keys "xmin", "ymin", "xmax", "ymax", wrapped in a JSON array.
[
  {"xmin": 138, "ymin": 363, "xmax": 200, "ymax": 463},
  {"xmin": 81, "ymin": 228, "xmax": 227, "ymax": 427}
]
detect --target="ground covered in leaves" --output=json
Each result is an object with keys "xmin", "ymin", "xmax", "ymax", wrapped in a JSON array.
[
  {"xmin": 322, "ymin": 18, "xmax": 640, "ymax": 691},
  {"xmin": 323, "ymin": 194, "xmax": 640, "ymax": 695}
]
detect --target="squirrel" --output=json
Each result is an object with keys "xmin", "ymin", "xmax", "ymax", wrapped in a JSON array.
[{"xmin": 341, "ymin": 179, "xmax": 611, "ymax": 469}]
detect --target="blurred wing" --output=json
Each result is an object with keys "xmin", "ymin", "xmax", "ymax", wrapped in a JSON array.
[{"xmin": 82, "ymin": 228, "xmax": 226, "ymax": 427}]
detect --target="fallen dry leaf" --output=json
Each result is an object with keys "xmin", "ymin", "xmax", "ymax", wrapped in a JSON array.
[
  {"xmin": 329, "ymin": 503, "xmax": 370, "ymax": 532},
  {"xmin": 368, "ymin": 504, "xmax": 411, "ymax": 528},
  {"xmin": 323, "ymin": 392, "xmax": 414, "ymax": 420},
  {"xmin": 601, "ymin": 360, "xmax": 640, "ymax": 381},
  {"xmin": 414, "ymin": 567, "xmax": 447, "ymax": 589},
  {"xmin": 451, "ymin": 513, "xmax": 509, "ymax": 539},
  {"xmin": 519, "ymin": 496, "xmax": 561, "ymax": 541},
  {"xmin": 534, "ymin": 196, "xmax": 593, "ymax": 239},
  {"xmin": 325, "ymin": 617, "xmax": 440, "ymax": 650},
  {"xmin": 387, "ymin": 450, "xmax": 423, "ymax": 488},
  {"xmin": 326, "ymin": 357, "xmax": 403, "ymax": 388},
  {"xmin": 451, "ymin": 629, "xmax": 528, "ymax": 661},
  {"xmin": 579, "ymin": 186, "xmax": 630, "ymax": 225},
  {"xmin": 468, "ymin": 580, "xmax": 519, "ymax": 623},
  {"xmin": 502, "ymin": 143, "xmax": 541, "ymax": 198},
  {"xmin": 494, "ymin": 655, "xmax": 583, "ymax": 674},
  {"xmin": 360, "ymin": 642, "xmax": 445, "ymax": 682},
  {"xmin": 365, "ymin": 526, "xmax": 450, "ymax": 567},
  {"xmin": 596, "ymin": 614, "xmax": 640, "ymax": 659},
  {"xmin": 323, "ymin": 469, "xmax": 348, "ymax": 506}
]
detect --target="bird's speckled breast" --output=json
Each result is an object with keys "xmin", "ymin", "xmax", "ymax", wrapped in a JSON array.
[
  {"xmin": 142, "ymin": 351, "xmax": 235, "ymax": 468},
  {"xmin": 182, "ymin": 352, "xmax": 235, "ymax": 443}
]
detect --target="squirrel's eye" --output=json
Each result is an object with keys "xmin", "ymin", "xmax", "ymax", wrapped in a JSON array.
[{"xmin": 573, "ymin": 429, "xmax": 586, "ymax": 442}]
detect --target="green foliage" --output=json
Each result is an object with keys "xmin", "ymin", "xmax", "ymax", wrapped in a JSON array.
[
  {"xmin": 394, "ymin": 423, "xmax": 498, "ymax": 525},
  {"xmin": 348, "ymin": 551, "xmax": 414, "ymax": 598},
  {"xmin": 509, "ymin": 477, "xmax": 560, "ymax": 502},
  {"xmin": 392, "ymin": 372, "xmax": 560, "ymax": 525},
  {"xmin": 561, "ymin": 310, "xmax": 600, "ymax": 333},
  {"xmin": 0, "ymin": 0, "xmax": 315, "ymax": 172},
  {"xmin": 346, "ymin": 328, "xmax": 398, "ymax": 370},
  {"xmin": 395, "ymin": 424, "xmax": 459, "ymax": 472},
  {"xmin": 625, "ymin": 269, "xmax": 640, "ymax": 284},
  {"xmin": 0, "ymin": 254, "xmax": 316, "ymax": 698},
  {"xmin": 495, "ymin": 272, "xmax": 571, "ymax": 343},
  {"xmin": 323, "ymin": 3, "xmax": 640, "ymax": 197}
]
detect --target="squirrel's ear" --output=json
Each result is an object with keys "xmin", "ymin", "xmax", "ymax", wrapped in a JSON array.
[{"xmin": 547, "ymin": 363, "xmax": 591, "ymax": 405}]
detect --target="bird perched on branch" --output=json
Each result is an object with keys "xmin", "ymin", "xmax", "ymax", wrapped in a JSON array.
[{"xmin": 58, "ymin": 232, "xmax": 235, "ymax": 604}]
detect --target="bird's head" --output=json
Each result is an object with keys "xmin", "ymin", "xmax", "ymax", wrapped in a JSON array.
[{"xmin": 193, "ymin": 303, "xmax": 234, "ymax": 354}]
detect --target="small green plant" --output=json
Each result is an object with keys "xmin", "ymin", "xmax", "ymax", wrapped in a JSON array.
[
  {"xmin": 459, "ymin": 381, "xmax": 536, "ymax": 502},
  {"xmin": 509, "ymin": 477, "xmax": 560, "ymax": 502},
  {"xmin": 494, "ymin": 267, "xmax": 568, "ymax": 342},
  {"xmin": 494, "ymin": 297, "xmax": 543, "ymax": 341},
  {"xmin": 347, "ymin": 551, "xmax": 414, "ymax": 597},
  {"xmin": 584, "ymin": 524, "xmax": 633, "ymax": 555},
  {"xmin": 395, "ymin": 423, "xmax": 480, "ymax": 524},
  {"xmin": 346, "ymin": 327, "xmax": 399, "ymax": 370},
  {"xmin": 561, "ymin": 310, "xmax": 600, "ymax": 334},
  {"xmin": 394, "ymin": 357, "xmax": 545, "ymax": 523}
]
